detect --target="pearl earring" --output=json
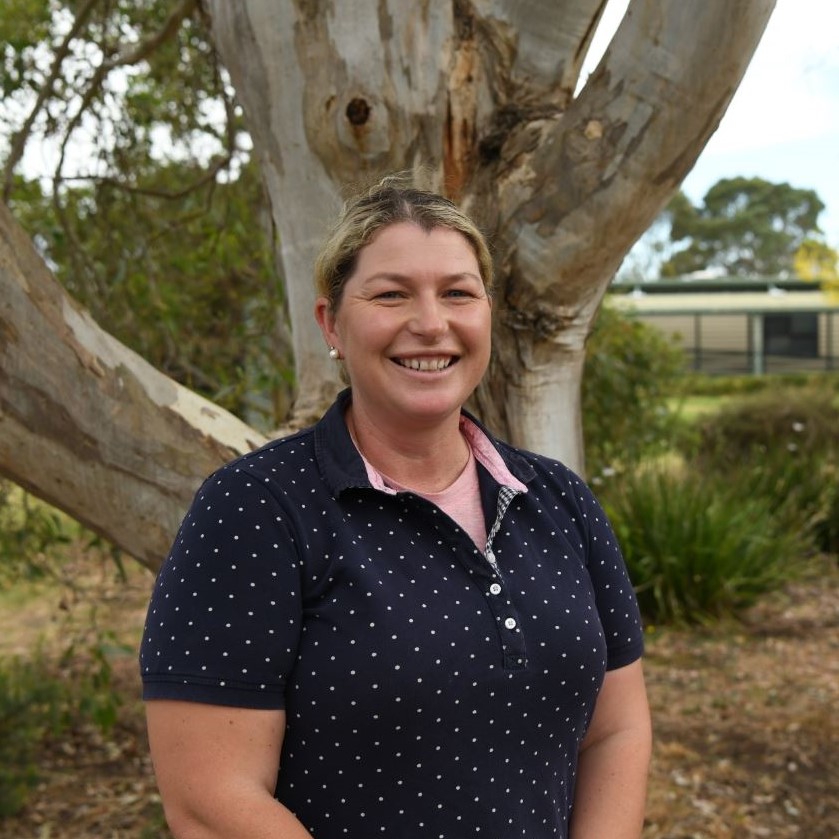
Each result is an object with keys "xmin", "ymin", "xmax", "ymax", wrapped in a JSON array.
[{"xmin": 329, "ymin": 346, "xmax": 340, "ymax": 360}]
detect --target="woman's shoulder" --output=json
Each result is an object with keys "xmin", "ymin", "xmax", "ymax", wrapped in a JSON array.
[{"xmin": 192, "ymin": 424, "xmax": 321, "ymax": 506}]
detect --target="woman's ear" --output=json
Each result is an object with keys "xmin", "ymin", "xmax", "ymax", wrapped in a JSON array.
[{"xmin": 314, "ymin": 297, "xmax": 339, "ymax": 347}]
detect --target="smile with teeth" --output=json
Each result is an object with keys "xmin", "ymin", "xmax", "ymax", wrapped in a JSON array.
[{"xmin": 395, "ymin": 356, "xmax": 455, "ymax": 371}]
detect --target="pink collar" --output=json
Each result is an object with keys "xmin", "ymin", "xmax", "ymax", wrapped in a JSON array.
[{"xmin": 355, "ymin": 416, "xmax": 528, "ymax": 496}]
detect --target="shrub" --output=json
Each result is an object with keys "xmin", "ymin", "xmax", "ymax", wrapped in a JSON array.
[
  {"xmin": 679, "ymin": 371, "xmax": 839, "ymax": 399},
  {"xmin": 0, "ymin": 654, "xmax": 70, "ymax": 816},
  {"xmin": 583, "ymin": 306, "xmax": 685, "ymax": 477},
  {"xmin": 600, "ymin": 466, "xmax": 810, "ymax": 625},
  {"xmin": 0, "ymin": 639, "xmax": 124, "ymax": 818},
  {"xmin": 688, "ymin": 386, "xmax": 839, "ymax": 555},
  {"xmin": 0, "ymin": 482, "xmax": 74, "ymax": 586}
]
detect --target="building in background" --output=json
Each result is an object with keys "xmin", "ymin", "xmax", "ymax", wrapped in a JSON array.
[{"xmin": 609, "ymin": 280, "xmax": 839, "ymax": 375}]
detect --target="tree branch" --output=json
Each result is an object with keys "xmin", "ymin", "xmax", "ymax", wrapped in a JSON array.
[
  {"xmin": 4, "ymin": 0, "xmax": 201, "ymax": 202},
  {"xmin": 0, "ymin": 197, "xmax": 266, "ymax": 569},
  {"xmin": 108, "ymin": 0, "xmax": 199, "ymax": 69},
  {"xmin": 1, "ymin": 0, "xmax": 101, "ymax": 201},
  {"xmin": 502, "ymin": 0, "xmax": 777, "ymax": 311}
]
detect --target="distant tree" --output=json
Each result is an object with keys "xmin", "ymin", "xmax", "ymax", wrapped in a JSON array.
[
  {"xmin": 660, "ymin": 177, "xmax": 825, "ymax": 278},
  {"xmin": 794, "ymin": 238, "xmax": 839, "ymax": 281},
  {"xmin": 613, "ymin": 209, "xmax": 676, "ymax": 284}
]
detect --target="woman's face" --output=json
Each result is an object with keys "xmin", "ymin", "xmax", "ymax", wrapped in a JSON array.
[{"xmin": 315, "ymin": 222, "xmax": 492, "ymax": 433}]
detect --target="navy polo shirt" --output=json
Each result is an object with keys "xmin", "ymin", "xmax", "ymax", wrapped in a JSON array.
[{"xmin": 140, "ymin": 389, "xmax": 644, "ymax": 838}]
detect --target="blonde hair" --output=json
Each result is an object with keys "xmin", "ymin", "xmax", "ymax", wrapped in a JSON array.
[{"xmin": 314, "ymin": 174, "xmax": 494, "ymax": 308}]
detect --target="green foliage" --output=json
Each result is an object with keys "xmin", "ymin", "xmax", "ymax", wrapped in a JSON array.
[
  {"xmin": 0, "ymin": 483, "xmax": 132, "ymax": 818},
  {"xmin": 583, "ymin": 305, "xmax": 685, "ymax": 477},
  {"xmin": 0, "ymin": 635, "xmax": 125, "ymax": 818},
  {"xmin": 794, "ymin": 237, "xmax": 839, "ymax": 281},
  {"xmin": 600, "ymin": 466, "xmax": 810, "ymax": 625},
  {"xmin": 594, "ymin": 379, "xmax": 838, "ymax": 625},
  {"xmin": 60, "ymin": 632, "xmax": 126, "ymax": 733},
  {"xmin": 0, "ymin": 0, "xmax": 54, "ymax": 99},
  {"xmin": 688, "ymin": 386, "xmax": 839, "ymax": 555},
  {"xmin": 678, "ymin": 371, "xmax": 839, "ymax": 398},
  {"xmin": 2, "ymin": 3, "xmax": 294, "ymax": 428},
  {"xmin": 660, "ymin": 178, "xmax": 826, "ymax": 278},
  {"xmin": 0, "ymin": 481, "xmax": 76, "ymax": 585},
  {"xmin": 2, "ymin": 2, "xmax": 230, "ymax": 169},
  {"xmin": 0, "ymin": 654, "xmax": 67, "ymax": 816},
  {"xmin": 0, "ymin": 633, "xmax": 126, "ymax": 819},
  {"xmin": 10, "ymin": 160, "xmax": 292, "ymax": 428}
]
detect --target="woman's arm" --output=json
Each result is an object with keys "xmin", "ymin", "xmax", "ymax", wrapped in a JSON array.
[
  {"xmin": 146, "ymin": 700, "xmax": 313, "ymax": 839},
  {"xmin": 570, "ymin": 659, "xmax": 652, "ymax": 839}
]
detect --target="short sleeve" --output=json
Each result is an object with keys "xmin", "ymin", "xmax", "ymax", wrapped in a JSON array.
[
  {"xmin": 139, "ymin": 465, "xmax": 303, "ymax": 708},
  {"xmin": 578, "ymin": 483, "xmax": 645, "ymax": 670}
]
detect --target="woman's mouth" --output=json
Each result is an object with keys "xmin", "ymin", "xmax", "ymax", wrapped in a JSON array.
[{"xmin": 394, "ymin": 356, "xmax": 455, "ymax": 371}]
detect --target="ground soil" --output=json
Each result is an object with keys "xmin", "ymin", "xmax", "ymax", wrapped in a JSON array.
[{"xmin": 1, "ymin": 554, "xmax": 837, "ymax": 839}]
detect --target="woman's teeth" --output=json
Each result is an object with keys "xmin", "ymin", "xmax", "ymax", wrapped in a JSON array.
[{"xmin": 397, "ymin": 357, "xmax": 452, "ymax": 371}]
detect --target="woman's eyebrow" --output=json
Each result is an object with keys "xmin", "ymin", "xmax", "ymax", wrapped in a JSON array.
[{"xmin": 363, "ymin": 271, "xmax": 482, "ymax": 283}]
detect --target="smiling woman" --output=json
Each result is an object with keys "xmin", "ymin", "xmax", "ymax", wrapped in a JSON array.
[
  {"xmin": 315, "ymin": 221, "xmax": 492, "ymax": 489},
  {"xmin": 140, "ymin": 174, "xmax": 652, "ymax": 839}
]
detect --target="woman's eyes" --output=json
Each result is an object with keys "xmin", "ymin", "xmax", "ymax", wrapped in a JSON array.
[{"xmin": 374, "ymin": 288, "xmax": 475, "ymax": 300}]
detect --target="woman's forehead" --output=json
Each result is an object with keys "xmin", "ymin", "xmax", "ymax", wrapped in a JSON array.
[{"xmin": 355, "ymin": 222, "xmax": 482, "ymax": 274}]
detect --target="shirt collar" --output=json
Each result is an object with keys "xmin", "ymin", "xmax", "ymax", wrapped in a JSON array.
[{"xmin": 314, "ymin": 389, "xmax": 534, "ymax": 498}]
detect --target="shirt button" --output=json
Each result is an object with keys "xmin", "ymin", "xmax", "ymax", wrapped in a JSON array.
[
  {"xmin": 489, "ymin": 583, "xmax": 502, "ymax": 595},
  {"xmin": 504, "ymin": 617, "xmax": 517, "ymax": 630}
]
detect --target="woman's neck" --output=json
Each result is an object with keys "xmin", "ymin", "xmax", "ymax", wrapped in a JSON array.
[{"xmin": 346, "ymin": 406, "xmax": 471, "ymax": 494}]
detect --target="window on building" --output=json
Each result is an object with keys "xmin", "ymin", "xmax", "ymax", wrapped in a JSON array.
[{"xmin": 763, "ymin": 313, "xmax": 818, "ymax": 358}]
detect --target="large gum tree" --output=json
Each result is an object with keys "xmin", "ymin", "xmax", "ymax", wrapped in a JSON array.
[{"xmin": 0, "ymin": 0, "xmax": 775, "ymax": 570}]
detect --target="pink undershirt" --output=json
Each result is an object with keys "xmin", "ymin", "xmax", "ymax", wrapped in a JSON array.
[{"xmin": 353, "ymin": 416, "xmax": 528, "ymax": 553}]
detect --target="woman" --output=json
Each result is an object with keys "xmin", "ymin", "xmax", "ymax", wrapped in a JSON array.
[{"xmin": 140, "ymin": 177, "xmax": 652, "ymax": 838}]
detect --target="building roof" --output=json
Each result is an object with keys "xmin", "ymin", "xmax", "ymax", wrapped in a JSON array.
[{"xmin": 608, "ymin": 280, "xmax": 839, "ymax": 315}]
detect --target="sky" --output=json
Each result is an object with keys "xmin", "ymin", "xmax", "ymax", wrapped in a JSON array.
[{"xmin": 587, "ymin": 0, "xmax": 839, "ymax": 248}]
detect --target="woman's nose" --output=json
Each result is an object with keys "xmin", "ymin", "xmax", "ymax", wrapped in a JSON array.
[{"xmin": 409, "ymin": 297, "xmax": 446, "ymax": 337}]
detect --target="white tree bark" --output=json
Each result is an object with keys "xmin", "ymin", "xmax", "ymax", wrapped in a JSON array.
[
  {"xmin": 477, "ymin": 0, "xmax": 777, "ymax": 468},
  {"xmin": 0, "ymin": 201, "xmax": 267, "ymax": 569},
  {"xmin": 205, "ymin": 0, "xmax": 775, "ymax": 473}
]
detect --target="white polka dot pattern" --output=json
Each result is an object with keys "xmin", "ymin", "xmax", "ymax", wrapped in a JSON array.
[{"xmin": 140, "ymin": 390, "xmax": 644, "ymax": 837}]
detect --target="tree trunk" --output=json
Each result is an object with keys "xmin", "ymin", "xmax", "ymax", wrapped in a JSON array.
[
  {"xmin": 205, "ymin": 0, "xmax": 775, "ymax": 474},
  {"xmin": 0, "ymin": 201, "xmax": 267, "ymax": 570},
  {"xmin": 0, "ymin": 0, "xmax": 775, "ymax": 570}
]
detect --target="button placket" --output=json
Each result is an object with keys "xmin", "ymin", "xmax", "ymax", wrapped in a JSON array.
[
  {"xmin": 481, "ymin": 488, "xmax": 528, "ymax": 671},
  {"xmin": 478, "ymin": 563, "xmax": 526, "ymax": 669},
  {"xmin": 414, "ymin": 485, "xmax": 529, "ymax": 672}
]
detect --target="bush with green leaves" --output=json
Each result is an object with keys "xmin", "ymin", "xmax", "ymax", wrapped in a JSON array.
[
  {"xmin": 0, "ymin": 481, "xmax": 75, "ymax": 586},
  {"xmin": 0, "ymin": 638, "xmax": 125, "ymax": 818},
  {"xmin": 600, "ymin": 465, "xmax": 811, "ymax": 625},
  {"xmin": 0, "ymin": 654, "xmax": 69, "ymax": 817},
  {"xmin": 583, "ymin": 305, "xmax": 685, "ymax": 477},
  {"xmin": 0, "ymin": 484, "xmax": 129, "ymax": 817},
  {"xmin": 687, "ymin": 386, "xmax": 839, "ymax": 556},
  {"xmin": 679, "ymin": 370, "xmax": 839, "ymax": 399}
]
